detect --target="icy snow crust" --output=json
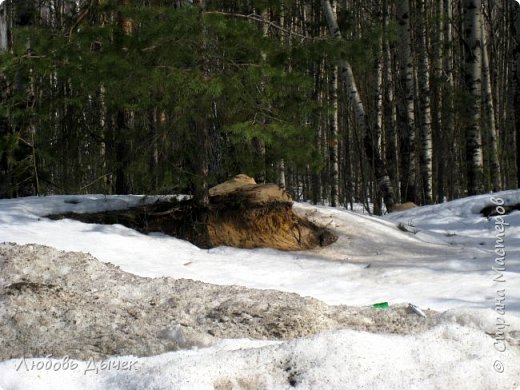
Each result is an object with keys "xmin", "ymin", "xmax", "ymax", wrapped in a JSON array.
[{"xmin": 0, "ymin": 191, "xmax": 519, "ymax": 389}]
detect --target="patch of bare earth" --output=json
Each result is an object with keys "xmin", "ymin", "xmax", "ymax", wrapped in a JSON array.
[{"xmin": 47, "ymin": 175, "xmax": 337, "ymax": 251}]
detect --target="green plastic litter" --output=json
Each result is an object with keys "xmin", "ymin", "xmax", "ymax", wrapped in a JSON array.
[{"xmin": 372, "ymin": 302, "xmax": 389, "ymax": 309}]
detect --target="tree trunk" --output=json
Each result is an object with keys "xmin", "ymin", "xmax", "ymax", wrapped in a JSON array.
[
  {"xmin": 373, "ymin": 22, "xmax": 384, "ymax": 215},
  {"xmin": 115, "ymin": 111, "xmax": 129, "ymax": 194},
  {"xmin": 321, "ymin": 0, "xmax": 395, "ymax": 212},
  {"xmin": 417, "ymin": 0, "xmax": 433, "ymax": 204},
  {"xmin": 0, "ymin": 1, "xmax": 8, "ymax": 51},
  {"xmin": 442, "ymin": 0, "xmax": 455, "ymax": 201},
  {"xmin": 194, "ymin": 118, "xmax": 209, "ymax": 206},
  {"xmin": 329, "ymin": 64, "xmax": 339, "ymax": 207},
  {"xmin": 112, "ymin": 0, "xmax": 134, "ymax": 195},
  {"xmin": 149, "ymin": 109, "xmax": 159, "ymax": 193},
  {"xmin": 277, "ymin": 159, "xmax": 286, "ymax": 189},
  {"xmin": 253, "ymin": 7, "xmax": 272, "ymax": 184},
  {"xmin": 481, "ymin": 18, "xmax": 501, "ymax": 192},
  {"xmin": 187, "ymin": 0, "xmax": 210, "ymax": 206},
  {"xmin": 396, "ymin": 0, "xmax": 417, "ymax": 203},
  {"xmin": 513, "ymin": 1, "xmax": 520, "ymax": 188},
  {"xmin": 463, "ymin": 0, "xmax": 484, "ymax": 195},
  {"xmin": 432, "ymin": 0, "xmax": 443, "ymax": 202},
  {"xmin": 98, "ymin": 85, "xmax": 111, "ymax": 194},
  {"xmin": 383, "ymin": 0, "xmax": 399, "ymax": 201}
]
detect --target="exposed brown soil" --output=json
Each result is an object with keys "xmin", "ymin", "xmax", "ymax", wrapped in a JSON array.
[
  {"xmin": 47, "ymin": 175, "xmax": 337, "ymax": 251},
  {"xmin": 390, "ymin": 202, "xmax": 418, "ymax": 212},
  {"xmin": 480, "ymin": 202, "xmax": 520, "ymax": 217}
]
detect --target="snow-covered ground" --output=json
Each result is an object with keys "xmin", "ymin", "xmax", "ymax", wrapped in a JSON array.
[{"xmin": 1, "ymin": 191, "xmax": 519, "ymax": 389}]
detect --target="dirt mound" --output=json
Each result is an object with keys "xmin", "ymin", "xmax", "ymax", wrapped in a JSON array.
[
  {"xmin": 48, "ymin": 175, "xmax": 337, "ymax": 251},
  {"xmin": 206, "ymin": 176, "xmax": 323, "ymax": 249},
  {"xmin": 0, "ymin": 243, "xmax": 441, "ymax": 360},
  {"xmin": 390, "ymin": 202, "xmax": 418, "ymax": 212}
]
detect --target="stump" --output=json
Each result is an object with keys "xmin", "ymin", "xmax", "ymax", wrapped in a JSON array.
[{"xmin": 48, "ymin": 175, "xmax": 337, "ymax": 251}]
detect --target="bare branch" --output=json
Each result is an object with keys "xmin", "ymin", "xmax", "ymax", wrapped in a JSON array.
[{"xmin": 203, "ymin": 11, "xmax": 324, "ymax": 41}]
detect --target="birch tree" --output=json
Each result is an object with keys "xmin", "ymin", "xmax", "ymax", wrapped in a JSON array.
[
  {"xmin": 417, "ymin": 0, "xmax": 433, "ymax": 204},
  {"xmin": 382, "ymin": 0, "xmax": 399, "ymax": 201},
  {"xmin": 432, "ymin": 0, "xmax": 443, "ymax": 202},
  {"xmin": 441, "ymin": 0, "xmax": 455, "ymax": 200},
  {"xmin": 463, "ymin": 0, "xmax": 484, "ymax": 195},
  {"xmin": 329, "ymin": 64, "xmax": 339, "ymax": 207},
  {"xmin": 513, "ymin": 0, "xmax": 520, "ymax": 187},
  {"xmin": 396, "ymin": 0, "xmax": 417, "ymax": 203},
  {"xmin": 194, "ymin": 0, "xmax": 209, "ymax": 206},
  {"xmin": 481, "ymin": 17, "xmax": 501, "ymax": 191}
]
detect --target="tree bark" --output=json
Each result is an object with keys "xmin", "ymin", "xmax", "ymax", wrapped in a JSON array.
[
  {"xmin": 195, "ymin": 1, "xmax": 209, "ymax": 206},
  {"xmin": 373, "ymin": 19, "xmax": 384, "ymax": 215},
  {"xmin": 481, "ymin": 18, "xmax": 501, "ymax": 192},
  {"xmin": 329, "ymin": 64, "xmax": 339, "ymax": 207},
  {"xmin": 463, "ymin": 0, "xmax": 484, "ymax": 195},
  {"xmin": 442, "ymin": 0, "xmax": 455, "ymax": 200},
  {"xmin": 417, "ymin": 0, "xmax": 433, "ymax": 204},
  {"xmin": 383, "ymin": 0, "xmax": 399, "ymax": 201},
  {"xmin": 149, "ymin": 109, "xmax": 159, "ymax": 193},
  {"xmin": 513, "ymin": 0, "xmax": 520, "ymax": 188},
  {"xmin": 396, "ymin": 0, "xmax": 417, "ymax": 203},
  {"xmin": 115, "ymin": 111, "xmax": 129, "ymax": 194},
  {"xmin": 432, "ymin": 0, "xmax": 443, "ymax": 202},
  {"xmin": 114, "ymin": 0, "xmax": 133, "ymax": 195},
  {"xmin": 0, "ymin": 1, "xmax": 8, "ymax": 51},
  {"xmin": 277, "ymin": 159, "xmax": 286, "ymax": 189}
]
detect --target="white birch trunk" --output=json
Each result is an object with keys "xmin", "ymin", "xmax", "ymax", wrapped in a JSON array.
[
  {"xmin": 481, "ymin": 19, "xmax": 501, "ymax": 192},
  {"xmin": 277, "ymin": 160, "xmax": 286, "ymax": 189},
  {"xmin": 442, "ymin": 0, "xmax": 456, "ymax": 199},
  {"xmin": 432, "ymin": 0, "xmax": 443, "ymax": 202},
  {"xmin": 513, "ymin": 1, "xmax": 520, "ymax": 187},
  {"xmin": 383, "ymin": 0, "xmax": 399, "ymax": 201},
  {"xmin": 417, "ymin": 0, "xmax": 433, "ymax": 204},
  {"xmin": 329, "ymin": 64, "xmax": 339, "ymax": 207},
  {"xmin": 0, "ymin": 1, "xmax": 7, "ymax": 51},
  {"xmin": 396, "ymin": 0, "xmax": 417, "ymax": 203},
  {"xmin": 463, "ymin": 0, "xmax": 484, "ymax": 195}
]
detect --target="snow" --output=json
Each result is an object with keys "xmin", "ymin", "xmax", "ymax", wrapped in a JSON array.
[
  {"xmin": 1, "ymin": 192, "xmax": 518, "ymax": 311},
  {"xmin": 1, "ymin": 190, "xmax": 519, "ymax": 389},
  {"xmin": 1, "ymin": 325, "xmax": 519, "ymax": 390}
]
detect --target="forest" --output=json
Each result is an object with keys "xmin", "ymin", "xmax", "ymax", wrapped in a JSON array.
[{"xmin": 0, "ymin": 0, "xmax": 519, "ymax": 213}]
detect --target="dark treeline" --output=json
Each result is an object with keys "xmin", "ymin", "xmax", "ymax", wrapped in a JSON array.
[{"xmin": 0, "ymin": 0, "xmax": 519, "ymax": 213}]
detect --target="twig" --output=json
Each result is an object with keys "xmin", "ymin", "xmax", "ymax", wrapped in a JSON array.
[
  {"xmin": 79, "ymin": 173, "xmax": 113, "ymax": 191},
  {"xmin": 204, "ymin": 11, "xmax": 320, "ymax": 41},
  {"xmin": 68, "ymin": 0, "xmax": 94, "ymax": 41},
  {"xmin": 148, "ymin": 208, "xmax": 179, "ymax": 216}
]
